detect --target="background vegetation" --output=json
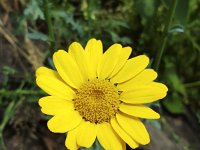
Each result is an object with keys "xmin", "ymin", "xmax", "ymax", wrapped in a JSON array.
[{"xmin": 0, "ymin": 0, "xmax": 199, "ymax": 149}]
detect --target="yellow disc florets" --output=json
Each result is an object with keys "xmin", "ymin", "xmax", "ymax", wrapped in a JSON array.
[{"xmin": 73, "ymin": 79, "xmax": 120, "ymax": 124}]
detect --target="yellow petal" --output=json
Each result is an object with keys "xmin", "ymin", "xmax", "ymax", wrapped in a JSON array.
[
  {"xmin": 36, "ymin": 66, "xmax": 58, "ymax": 77},
  {"xmin": 36, "ymin": 75, "xmax": 75, "ymax": 100},
  {"xmin": 111, "ymin": 55, "xmax": 149, "ymax": 83},
  {"xmin": 47, "ymin": 110, "xmax": 82, "ymax": 133},
  {"xmin": 65, "ymin": 128, "xmax": 80, "ymax": 150},
  {"xmin": 85, "ymin": 38, "xmax": 103, "ymax": 80},
  {"xmin": 119, "ymin": 104, "xmax": 160, "ymax": 119},
  {"xmin": 53, "ymin": 50, "xmax": 84, "ymax": 89},
  {"xmin": 76, "ymin": 121, "xmax": 96, "ymax": 148},
  {"xmin": 97, "ymin": 122, "xmax": 124, "ymax": 150},
  {"xmin": 117, "ymin": 69, "xmax": 157, "ymax": 91},
  {"xmin": 97, "ymin": 44, "xmax": 122, "ymax": 79},
  {"xmin": 120, "ymin": 82, "xmax": 168, "ymax": 104},
  {"xmin": 110, "ymin": 118, "xmax": 139, "ymax": 149},
  {"xmin": 39, "ymin": 96, "xmax": 74, "ymax": 115},
  {"xmin": 68, "ymin": 42, "xmax": 88, "ymax": 81},
  {"xmin": 116, "ymin": 113, "xmax": 150, "ymax": 145},
  {"xmin": 108, "ymin": 47, "xmax": 132, "ymax": 78}
]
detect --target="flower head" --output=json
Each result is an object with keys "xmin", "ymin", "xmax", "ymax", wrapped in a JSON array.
[{"xmin": 36, "ymin": 38, "xmax": 168, "ymax": 150}]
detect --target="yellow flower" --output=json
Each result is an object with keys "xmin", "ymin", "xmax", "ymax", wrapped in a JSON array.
[{"xmin": 36, "ymin": 38, "xmax": 168, "ymax": 150}]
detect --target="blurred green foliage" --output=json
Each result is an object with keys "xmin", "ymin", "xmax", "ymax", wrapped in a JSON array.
[{"xmin": 0, "ymin": 0, "xmax": 200, "ymax": 149}]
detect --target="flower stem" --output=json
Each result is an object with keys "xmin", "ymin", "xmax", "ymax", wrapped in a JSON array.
[
  {"xmin": 153, "ymin": 0, "xmax": 178, "ymax": 71},
  {"xmin": 44, "ymin": 0, "xmax": 55, "ymax": 52}
]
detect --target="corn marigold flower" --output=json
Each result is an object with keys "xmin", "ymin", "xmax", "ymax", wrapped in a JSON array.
[{"xmin": 36, "ymin": 38, "xmax": 168, "ymax": 150}]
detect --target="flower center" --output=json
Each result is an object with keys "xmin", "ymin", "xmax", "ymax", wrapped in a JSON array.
[{"xmin": 73, "ymin": 79, "xmax": 120, "ymax": 124}]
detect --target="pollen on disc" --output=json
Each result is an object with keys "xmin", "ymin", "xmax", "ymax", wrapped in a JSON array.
[{"xmin": 73, "ymin": 79, "xmax": 120, "ymax": 124}]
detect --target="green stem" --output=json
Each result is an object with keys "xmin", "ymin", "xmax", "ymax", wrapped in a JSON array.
[
  {"xmin": 153, "ymin": 0, "xmax": 179, "ymax": 71},
  {"xmin": 184, "ymin": 81, "xmax": 200, "ymax": 88},
  {"xmin": 0, "ymin": 97, "xmax": 25, "ymax": 150},
  {"xmin": 186, "ymin": 32, "xmax": 200, "ymax": 52},
  {"xmin": 0, "ymin": 132, "xmax": 6, "ymax": 150},
  {"xmin": 0, "ymin": 101, "xmax": 15, "ymax": 150},
  {"xmin": 44, "ymin": 0, "xmax": 55, "ymax": 51},
  {"xmin": 0, "ymin": 89, "xmax": 44, "ymax": 95}
]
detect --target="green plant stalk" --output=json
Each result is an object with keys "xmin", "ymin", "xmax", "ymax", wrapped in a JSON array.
[
  {"xmin": 0, "ymin": 89, "xmax": 44, "ymax": 95},
  {"xmin": 184, "ymin": 81, "xmax": 200, "ymax": 88},
  {"xmin": 153, "ymin": 0, "xmax": 179, "ymax": 71},
  {"xmin": 0, "ymin": 100, "xmax": 15, "ymax": 150},
  {"xmin": 44, "ymin": 0, "xmax": 55, "ymax": 51},
  {"xmin": 0, "ymin": 133, "xmax": 6, "ymax": 150},
  {"xmin": 186, "ymin": 32, "xmax": 200, "ymax": 52},
  {"xmin": 0, "ymin": 97, "xmax": 25, "ymax": 150}
]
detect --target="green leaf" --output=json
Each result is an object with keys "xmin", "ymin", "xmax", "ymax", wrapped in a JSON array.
[
  {"xmin": 47, "ymin": 57, "xmax": 56, "ymax": 70},
  {"xmin": 80, "ymin": 139, "xmax": 103, "ymax": 150},
  {"xmin": 51, "ymin": 10, "xmax": 84, "ymax": 36},
  {"xmin": 0, "ymin": 101, "xmax": 16, "ymax": 131},
  {"xmin": 135, "ymin": 0, "xmax": 156, "ymax": 24},
  {"xmin": 24, "ymin": 0, "xmax": 44, "ymax": 20},
  {"xmin": 168, "ymin": 73, "xmax": 186, "ymax": 95},
  {"xmin": 120, "ymin": 37, "xmax": 132, "ymax": 45},
  {"xmin": 163, "ymin": 92, "xmax": 185, "ymax": 114},
  {"xmin": 169, "ymin": 24, "xmax": 185, "ymax": 33},
  {"xmin": 164, "ymin": 58, "xmax": 187, "ymax": 96},
  {"xmin": 2, "ymin": 66, "xmax": 16, "ymax": 75},
  {"xmin": 27, "ymin": 31, "xmax": 48, "ymax": 41},
  {"xmin": 146, "ymin": 120, "xmax": 161, "ymax": 130},
  {"xmin": 110, "ymin": 20, "xmax": 129, "ymax": 29},
  {"xmin": 175, "ymin": 0, "xmax": 189, "ymax": 25},
  {"xmin": 135, "ymin": 0, "xmax": 156, "ymax": 18}
]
